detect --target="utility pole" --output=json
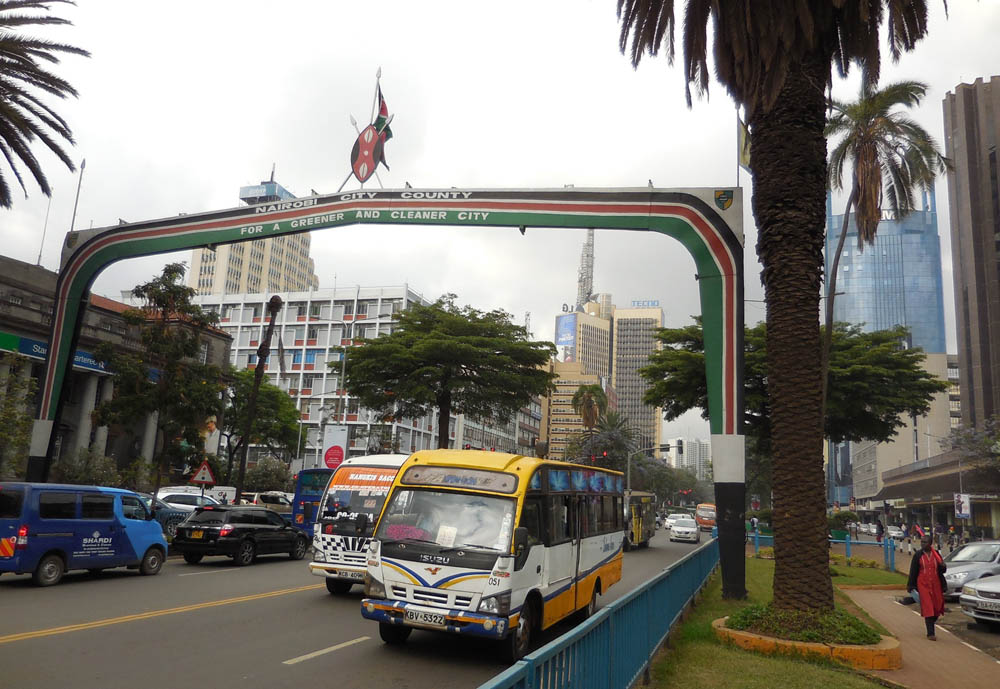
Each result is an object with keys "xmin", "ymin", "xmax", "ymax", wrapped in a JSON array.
[{"xmin": 235, "ymin": 295, "xmax": 282, "ymax": 501}]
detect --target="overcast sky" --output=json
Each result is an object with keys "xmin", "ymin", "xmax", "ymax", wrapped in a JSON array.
[{"xmin": 3, "ymin": 1, "xmax": 998, "ymax": 439}]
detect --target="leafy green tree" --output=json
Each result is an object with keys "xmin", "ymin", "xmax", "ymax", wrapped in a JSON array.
[
  {"xmin": 51, "ymin": 447, "xmax": 120, "ymax": 486},
  {"xmin": 823, "ymin": 80, "xmax": 949, "ymax": 405},
  {"xmin": 337, "ymin": 295, "xmax": 556, "ymax": 448},
  {"xmin": 642, "ymin": 319, "xmax": 947, "ymax": 450},
  {"xmin": 0, "ymin": 353, "xmax": 37, "ymax": 479},
  {"xmin": 95, "ymin": 263, "xmax": 226, "ymax": 491},
  {"xmin": 567, "ymin": 410, "xmax": 638, "ymax": 471},
  {"xmin": 618, "ymin": 0, "xmax": 941, "ymax": 610},
  {"xmin": 946, "ymin": 418, "xmax": 1000, "ymax": 491},
  {"xmin": 220, "ymin": 368, "xmax": 300, "ymax": 484},
  {"xmin": 0, "ymin": 0, "xmax": 89, "ymax": 208},
  {"xmin": 245, "ymin": 456, "xmax": 292, "ymax": 493}
]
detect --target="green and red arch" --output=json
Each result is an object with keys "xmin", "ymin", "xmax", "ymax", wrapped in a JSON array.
[{"xmin": 33, "ymin": 187, "xmax": 744, "ymax": 481}]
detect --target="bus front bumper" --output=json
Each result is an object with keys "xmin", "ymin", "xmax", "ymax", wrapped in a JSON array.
[{"xmin": 361, "ymin": 598, "xmax": 511, "ymax": 639}]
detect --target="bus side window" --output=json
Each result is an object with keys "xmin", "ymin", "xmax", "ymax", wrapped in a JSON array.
[
  {"xmin": 614, "ymin": 496, "xmax": 623, "ymax": 530},
  {"xmin": 520, "ymin": 498, "xmax": 544, "ymax": 547},
  {"xmin": 547, "ymin": 495, "xmax": 573, "ymax": 544},
  {"xmin": 580, "ymin": 496, "xmax": 598, "ymax": 537},
  {"xmin": 600, "ymin": 495, "xmax": 615, "ymax": 533}
]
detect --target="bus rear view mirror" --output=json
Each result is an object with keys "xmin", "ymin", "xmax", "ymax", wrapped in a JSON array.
[{"xmin": 513, "ymin": 527, "xmax": 529, "ymax": 570}]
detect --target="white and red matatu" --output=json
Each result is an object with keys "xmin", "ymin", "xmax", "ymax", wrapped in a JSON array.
[{"xmin": 35, "ymin": 187, "xmax": 744, "ymax": 466}]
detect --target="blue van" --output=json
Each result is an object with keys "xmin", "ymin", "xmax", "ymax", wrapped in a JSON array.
[{"xmin": 0, "ymin": 482, "xmax": 169, "ymax": 586}]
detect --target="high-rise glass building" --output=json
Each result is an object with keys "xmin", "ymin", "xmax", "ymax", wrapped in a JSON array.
[
  {"xmin": 612, "ymin": 306, "xmax": 663, "ymax": 452},
  {"xmin": 824, "ymin": 193, "xmax": 947, "ymax": 354}
]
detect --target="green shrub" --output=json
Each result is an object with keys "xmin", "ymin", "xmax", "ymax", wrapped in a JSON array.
[
  {"xmin": 829, "ymin": 553, "xmax": 845, "ymax": 564},
  {"xmin": 827, "ymin": 510, "xmax": 859, "ymax": 532},
  {"xmin": 727, "ymin": 603, "xmax": 881, "ymax": 645},
  {"xmin": 756, "ymin": 546, "xmax": 774, "ymax": 559}
]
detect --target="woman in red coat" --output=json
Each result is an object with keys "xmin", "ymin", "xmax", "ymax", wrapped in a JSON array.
[{"xmin": 907, "ymin": 534, "xmax": 947, "ymax": 639}]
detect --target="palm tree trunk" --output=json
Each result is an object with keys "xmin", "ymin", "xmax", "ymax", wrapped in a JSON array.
[
  {"xmin": 820, "ymin": 189, "xmax": 856, "ymax": 416},
  {"xmin": 750, "ymin": 55, "xmax": 834, "ymax": 612}
]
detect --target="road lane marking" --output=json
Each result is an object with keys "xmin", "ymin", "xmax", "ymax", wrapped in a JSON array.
[
  {"xmin": 0, "ymin": 583, "xmax": 324, "ymax": 645},
  {"xmin": 282, "ymin": 636, "xmax": 371, "ymax": 665},
  {"xmin": 178, "ymin": 568, "xmax": 243, "ymax": 577}
]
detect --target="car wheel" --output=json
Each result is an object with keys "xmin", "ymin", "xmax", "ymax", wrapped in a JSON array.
[
  {"xmin": 505, "ymin": 599, "xmax": 533, "ymax": 662},
  {"xmin": 289, "ymin": 536, "xmax": 308, "ymax": 560},
  {"xmin": 140, "ymin": 548, "xmax": 164, "ymax": 575},
  {"xmin": 183, "ymin": 552, "xmax": 204, "ymax": 564},
  {"xmin": 326, "ymin": 578, "xmax": 354, "ymax": 594},
  {"xmin": 233, "ymin": 540, "xmax": 256, "ymax": 566},
  {"xmin": 163, "ymin": 516, "xmax": 184, "ymax": 539},
  {"xmin": 379, "ymin": 622, "xmax": 412, "ymax": 645},
  {"xmin": 33, "ymin": 553, "xmax": 65, "ymax": 587}
]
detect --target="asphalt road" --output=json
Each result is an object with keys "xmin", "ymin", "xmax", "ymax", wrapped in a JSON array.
[{"xmin": 0, "ymin": 529, "xmax": 701, "ymax": 689}]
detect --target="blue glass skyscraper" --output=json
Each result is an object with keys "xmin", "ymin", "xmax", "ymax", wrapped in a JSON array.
[{"xmin": 824, "ymin": 191, "xmax": 947, "ymax": 507}]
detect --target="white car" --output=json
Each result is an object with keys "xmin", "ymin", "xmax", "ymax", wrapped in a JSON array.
[
  {"xmin": 664, "ymin": 513, "xmax": 688, "ymax": 530},
  {"xmin": 156, "ymin": 490, "xmax": 221, "ymax": 512},
  {"xmin": 959, "ymin": 573, "xmax": 1000, "ymax": 626},
  {"xmin": 669, "ymin": 517, "xmax": 701, "ymax": 543},
  {"xmin": 886, "ymin": 525, "xmax": 904, "ymax": 540}
]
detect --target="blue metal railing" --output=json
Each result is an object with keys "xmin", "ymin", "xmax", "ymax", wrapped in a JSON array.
[
  {"xmin": 748, "ymin": 531, "xmax": 900, "ymax": 571},
  {"xmin": 477, "ymin": 539, "xmax": 720, "ymax": 689}
]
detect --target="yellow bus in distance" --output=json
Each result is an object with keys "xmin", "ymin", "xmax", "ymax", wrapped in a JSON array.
[{"xmin": 360, "ymin": 449, "xmax": 624, "ymax": 661}]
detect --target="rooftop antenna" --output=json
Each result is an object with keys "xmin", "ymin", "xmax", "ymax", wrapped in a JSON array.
[
  {"xmin": 576, "ymin": 228, "xmax": 595, "ymax": 310},
  {"xmin": 269, "ymin": 163, "xmax": 275, "ymax": 183},
  {"xmin": 69, "ymin": 158, "xmax": 86, "ymax": 233}
]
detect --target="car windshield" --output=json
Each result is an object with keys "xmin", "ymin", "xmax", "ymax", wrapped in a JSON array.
[
  {"xmin": 945, "ymin": 543, "xmax": 1000, "ymax": 563},
  {"xmin": 674, "ymin": 519, "xmax": 696, "ymax": 528},
  {"xmin": 186, "ymin": 509, "xmax": 226, "ymax": 525},
  {"xmin": 669, "ymin": 514, "xmax": 686, "ymax": 520},
  {"xmin": 376, "ymin": 488, "xmax": 516, "ymax": 551}
]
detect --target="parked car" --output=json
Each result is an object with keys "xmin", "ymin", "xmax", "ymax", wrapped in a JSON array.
[
  {"xmin": 943, "ymin": 541, "xmax": 1000, "ymax": 599},
  {"xmin": 171, "ymin": 505, "xmax": 308, "ymax": 566},
  {"xmin": 136, "ymin": 493, "xmax": 188, "ymax": 538},
  {"xmin": 0, "ymin": 482, "xmax": 167, "ymax": 586},
  {"xmin": 239, "ymin": 491, "xmax": 293, "ymax": 514},
  {"xmin": 664, "ymin": 513, "xmax": 688, "ymax": 530},
  {"xmin": 886, "ymin": 525, "xmax": 904, "ymax": 540},
  {"xmin": 157, "ymin": 491, "xmax": 221, "ymax": 512},
  {"xmin": 959, "ymin": 573, "xmax": 1000, "ymax": 628},
  {"xmin": 669, "ymin": 517, "xmax": 701, "ymax": 544}
]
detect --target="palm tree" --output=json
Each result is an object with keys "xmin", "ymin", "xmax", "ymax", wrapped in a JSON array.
[
  {"xmin": 593, "ymin": 410, "xmax": 638, "ymax": 472},
  {"xmin": 618, "ymin": 1, "xmax": 939, "ymax": 610},
  {"xmin": 0, "ymin": 1, "xmax": 89, "ymax": 208},
  {"xmin": 571, "ymin": 384, "xmax": 608, "ymax": 460},
  {"xmin": 822, "ymin": 80, "xmax": 949, "ymax": 405}
]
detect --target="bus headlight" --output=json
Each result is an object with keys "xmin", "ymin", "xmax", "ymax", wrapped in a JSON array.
[
  {"xmin": 313, "ymin": 548, "xmax": 325, "ymax": 563},
  {"xmin": 364, "ymin": 572, "xmax": 386, "ymax": 598},
  {"xmin": 478, "ymin": 591, "xmax": 511, "ymax": 616}
]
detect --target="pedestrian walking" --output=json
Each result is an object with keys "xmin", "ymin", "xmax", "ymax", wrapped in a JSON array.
[
  {"xmin": 749, "ymin": 515, "xmax": 759, "ymax": 533},
  {"xmin": 876, "ymin": 519, "xmax": 884, "ymax": 544},
  {"xmin": 907, "ymin": 534, "xmax": 947, "ymax": 640}
]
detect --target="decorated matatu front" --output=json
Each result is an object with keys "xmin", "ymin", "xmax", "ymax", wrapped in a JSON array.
[{"xmin": 309, "ymin": 465, "xmax": 398, "ymax": 582}]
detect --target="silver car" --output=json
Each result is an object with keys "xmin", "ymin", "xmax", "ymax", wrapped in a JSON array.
[
  {"xmin": 669, "ymin": 517, "xmax": 701, "ymax": 543},
  {"xmin": 959, "ymin": 573, "xmax": 1000, "ymax": 627},
  {"xmin": 942, "ymin": 541, "xmax": 1000, "ymax": 599}
]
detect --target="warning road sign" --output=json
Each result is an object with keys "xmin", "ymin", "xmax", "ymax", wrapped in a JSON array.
[{"xmin": 190, "ymin": 460, "xmax": 216, "ymax": 485}]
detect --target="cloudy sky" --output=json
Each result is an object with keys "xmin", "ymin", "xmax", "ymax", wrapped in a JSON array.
[{"xmin": 4, "ymin": 1, "xmax": 998, "ymax": 439}]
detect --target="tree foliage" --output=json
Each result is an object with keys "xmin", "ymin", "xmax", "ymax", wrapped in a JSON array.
[
  {"xmin": 95, "ymin": 263, "xmax": 226, "ymax": 489},
  {"xmin": 220, "ymin": 368, "xmax": 300, "ymax": 484},
  {"xmin": 245, "ymin": 456, "xmax": 293, "ymax": 493},
  {"xmin": 51, "ymin": 447, "xmax": 120, "ymax": 486},
  {"xmin": 566, "ymin": 410, "xmax": 637, "ymax": 471},
  {"xmin": 338, "ymin": 295, "xmax": 556, "ymax": 448},
  {"xmin": 946, "ymin": 418, "xmax": 1000, "ymax": 491},
  {"xmin": 641, "ymin": 318, "xmax": 947, "ymax": 449},
  {"xmin": 0, "ymin": 353, "xmax": 37, "ymax": 479},
  {"xmin": 0, "ymin": 0, "xmax": 90, "ymax": 208}
]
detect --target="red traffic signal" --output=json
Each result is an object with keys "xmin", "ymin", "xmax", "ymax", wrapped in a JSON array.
[{"xmin": 601, "ymin": 451, "xmax": 608, "ymax": 458}]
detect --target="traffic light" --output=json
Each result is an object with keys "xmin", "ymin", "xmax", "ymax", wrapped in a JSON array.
[
  {"xmin": 602, "ymin": 450, "xmax": 608, "ymax": 458},
  {"xmin": 589, "ymin": 454, "xmax": 596, "ymax": 464}
]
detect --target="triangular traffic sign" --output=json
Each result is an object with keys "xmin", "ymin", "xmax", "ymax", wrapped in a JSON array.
[{"xmin": 190, "ymin": 460, "xmax": 216, "ymax": 485}]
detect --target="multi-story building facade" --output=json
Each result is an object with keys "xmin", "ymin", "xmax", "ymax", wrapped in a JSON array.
[
  {"xmin": 178, "ymin": 285, "xmax": 439, "ymax": 469},
  {"xmin": 554, "ymin": 305, "xmax": 612, "ymax": 377},
  {"xmin": 823, "ymin": 191, "xmax": 952, "ymax": 507},
  {"xmin": 943, "ymin": 75, "xmax": 1000, "ymax": 430},
  {"xmin": 188, "ymin": 180, "xmax": 319, "ymax": 296},
  {"xmin": 612, "ymin": 306, "xmax": 663, "ymax": 452},
  {"xmin": 0, "ymin": 256, "xmax": 231, "ymax": 478},
  {"xmin": 687, "ymin": 438, "xmax": 712, "ymax": 482},
  {"xmin": 540, "ymin": 360, "xmax": 614, "ymax": 461}
]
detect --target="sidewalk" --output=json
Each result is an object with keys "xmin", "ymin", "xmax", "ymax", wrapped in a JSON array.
[{"xmin": 843, "ymin": 588, "xmax": 1000, "ymax": 689}]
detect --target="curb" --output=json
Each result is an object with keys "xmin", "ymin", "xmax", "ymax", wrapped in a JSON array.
[
  {"xmin": 712, "ymin": 617, "xmax": 902, "ymax": 671},
  {"xmin": 836, "ymin": 584, "xmax": 907, "ymax": 591}
]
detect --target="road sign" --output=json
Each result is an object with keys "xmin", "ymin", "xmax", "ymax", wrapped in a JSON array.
[
  {"xmin": 955, "ymin": 493, "xmax": 971, "ymax": 519},
  {"xmin": 190, "ymin": 460, "xmax": 216, "ymax": 485}
]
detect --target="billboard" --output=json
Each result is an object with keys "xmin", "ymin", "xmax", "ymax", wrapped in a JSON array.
[
  {"xmin": 322, "ymin": 424, "xmax": 349, "ymax": 469},
  {"xmin": 555, "ymin": 313, "xmax": 577, "ymax": 362}
]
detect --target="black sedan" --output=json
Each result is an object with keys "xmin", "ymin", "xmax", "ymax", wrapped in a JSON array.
[{"xmin": 172, "ymin": 505, "xmax": 309, "ymax": 566}]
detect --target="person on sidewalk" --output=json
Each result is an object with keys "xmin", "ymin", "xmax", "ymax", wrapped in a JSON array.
[
  {"xmin": 907, "ymin": 534, "xmax": 947, "ymax": 640},
  {"xmin": 876, "ymin": 519, "xmax": 884, "ymax": 544}
]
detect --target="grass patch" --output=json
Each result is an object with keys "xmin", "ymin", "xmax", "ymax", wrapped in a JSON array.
[
  {"xmin": 726, "ymin": 604, "xmax": 881, "ymax": 644},
  {"xmin": 650, "ymin": 558, "xmax": 886, "ymax": 689},
  {"xmin": 831, "ymin": 565, "xmax": 907, "ymax": 587}
]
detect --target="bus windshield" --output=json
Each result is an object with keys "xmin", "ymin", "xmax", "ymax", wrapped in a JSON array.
[
  {"xmin": 320, "ymin": 465, "xmax": 398, "ymax": 537},
  {"xmin": 376, "ymin": 488, "xmax": 516, "ymax": 552}
]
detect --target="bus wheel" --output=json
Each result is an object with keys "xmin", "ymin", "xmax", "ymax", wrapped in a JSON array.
[
  {"xmin": 506, "ymin": 603, "xmax": 533, "ymax": 662},
  {"xmin": 326, "ymin": 579, "xmax": 353, "ymax": 594},
  {"xmin": 379, "ymin": 623, "xmax": 412, "ymax": 645},
  {"xmin": 578, "ymin": 588, "xmax": 598, "ymax": 621}
]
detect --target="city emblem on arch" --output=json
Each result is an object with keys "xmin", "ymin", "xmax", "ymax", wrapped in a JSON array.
[{"xmin": 339, "ymin": 68, "xmax": 394, "ymax": 192}]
